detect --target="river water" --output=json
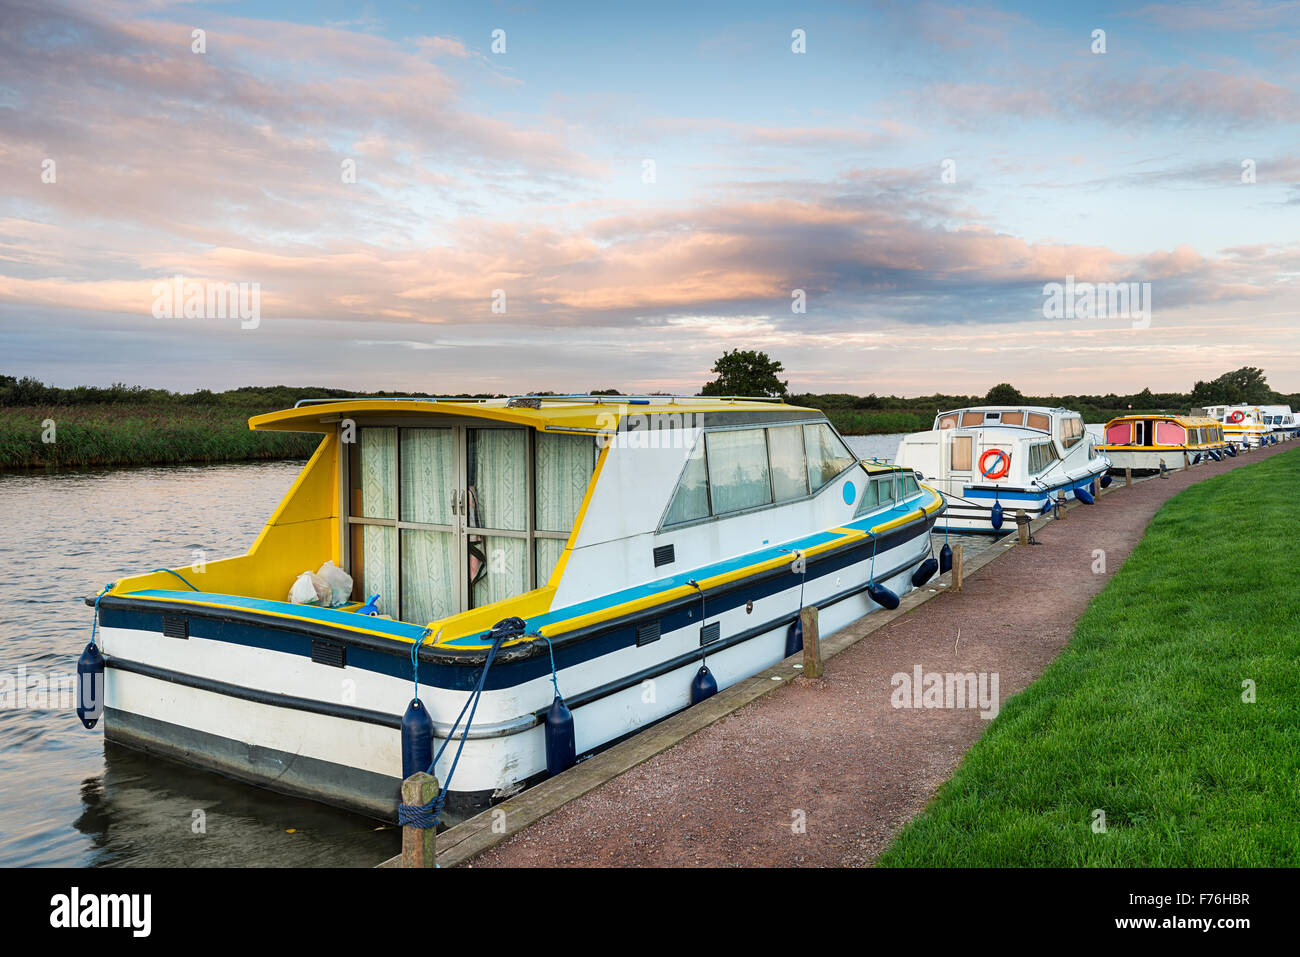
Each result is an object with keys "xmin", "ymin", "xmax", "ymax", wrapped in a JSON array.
[
  {"xmin": 0, "ymin": 461, "xmax": 402, "ymax": 867},
  {"xmin": 0, "ymin": 433, "xmax": 975, "ymax": 867}
]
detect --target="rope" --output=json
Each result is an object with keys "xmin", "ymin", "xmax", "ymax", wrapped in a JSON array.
[
  {"xmin": 89, "ymin": 584, "xmax": 112, "ymax": 647},
  {"xmin": 410, "ymin": 628, "xmax": 440, "ymax": 700},
  {"xmin": 151, "ymin": 568, "xmax": 200, "ymax": 591},
  {"xmin": 397, "ymin": 619, "xmax": 522, "ymax": 831},
  {"xmin": 538, "ymin": 634, "xmax": 563, "ymax": 699}
]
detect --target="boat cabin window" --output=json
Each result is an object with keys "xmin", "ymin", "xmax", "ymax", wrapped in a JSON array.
[
  {"xmin": 937, "ymin": 414, "xmax": 959, "ymax": 430},
  {"xmin": 854, "ymin": 477, "xmax": 879, "ymax": 514},
  {"xmin": 1105, "ymin": 422, "xmax": 1131, "ymax": 445},
  {"xmin": 663, "ymin": 420, "xmax": 856, "ymax": 527},
  {"xmin": 950, "ymin": 435, "xmax": 973, "ymax": 471},
  {"xmin": 1026, "ymin": 413, "xmax": 1051, "ymax": 431},
  {"xmin": 854, "ymin": 471, "xmax": 920, "ymax": 518},
  {"xmin": 768, "ymin": 425, "xmax": 810, "ymax": 502},
  {"xmin": 1027, "ymin": 441, "xmax": 1057, "ymax": 474},
  {"xmin": 1061, "ymin": 417, "xmax": 1084, "ymax": 448},
  {"xmin": 1001, "ymin": 411, "xmax": 1024, "ymax": 426},
  {"xmin": 1156, "ymin": 422, "xmax": 1185, "ymax": 445},
  {"xmin": 805, "ymin": 423, "xmax": 857, "ymax": 490},
  {"xmin": 346, "ymin": 425, "xmax": 598, "ymax": 624},
  {"xmin": 960, "ymin": 411, "xmax": 984, "ymax": 427},
  {"xmin": 706, "ymin": 429, "xmax": 772, "ymax": 514}
]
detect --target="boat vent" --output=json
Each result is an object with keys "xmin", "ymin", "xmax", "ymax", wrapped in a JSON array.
[
  {"xmin": 652, "ymin": 544, "xmax": 675, "ymax": 567},
  {"xmin": 700, "ymin": 622, "xmax": 721, "ymax": 646},
  {"xmin": 636, "ymin": 621, "xmax": 661, "ymax": 646},
  {"xmin": 311, "ymin": 640, "xmax": 347, "ymax": 669},
  {"xmin": 161, "ymin": 615, "xmax": 189, "ymax": 640}
]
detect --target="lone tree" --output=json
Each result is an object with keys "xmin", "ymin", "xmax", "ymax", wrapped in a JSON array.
[
  {"xmin": 985, "ymin": 382, "xmax": 1023, "ymax": 405},
  {"xmin": 700, "ymin": 350, "xmax": 788, "ymax": 398},
  {"xmin": 1190, "ymin": 367, "xmax": 1273, "ymax": 406}
]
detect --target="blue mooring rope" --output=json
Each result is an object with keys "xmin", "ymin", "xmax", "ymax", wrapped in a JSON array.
[
  {"xmin": 539, "ymin": 634, "xmax": 562, "ymax": 699},
  {"xmin": 868, "ymin": 532, "xmax": 879, "ymax": 586},
  {"xmin": 397, "ymin": 619, "xmax": 524, "ymax": 832},
  {"xmin": 89, "ymin": 584, "xmax": 112, "ymax": 646},
  {"xmin": 151, "ymin": 568, "xmax": 201, "ymax": 591}
]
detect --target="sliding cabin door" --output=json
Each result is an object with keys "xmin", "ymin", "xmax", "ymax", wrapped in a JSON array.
[
  {"xmin": 348, "ymin": 425, "xmax": 464, "ymax": 623},
  {"xmin": 346, "ymin": 425, "xmax": 598, "ymax": 624},
  {"xmin": 464, "ymin": 427, "xmax": 530, "ymax": 609}
]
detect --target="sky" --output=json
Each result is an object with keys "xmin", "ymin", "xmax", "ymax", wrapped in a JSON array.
[{"xmin": 1, "ymin": 0, "xmax": 1298, "ymax": 397}]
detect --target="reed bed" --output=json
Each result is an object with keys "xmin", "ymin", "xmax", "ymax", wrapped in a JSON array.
[{"xmin": 0, "ymin": 405, "xmax": 320, "ymax": 470}]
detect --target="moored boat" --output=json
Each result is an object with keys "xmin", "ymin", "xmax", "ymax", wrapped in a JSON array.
[
  {"xmin": 1098, "ymin": 414, "xmax": 1229, "ymax": 474},
  {"xmin": 894, "ymin": 405, "xmax": 1110, "ymax": 533},
  {"xmin": 1199, "ymin": 404, "xmax": 1270, "ymax": 449},
  {"xmin": 1259, "ymin": 405, "xmax": 1299, "ymax": 441},
  {"xmin": 81, "ymin": 395, "xmax": 944, "ymax": 820}
]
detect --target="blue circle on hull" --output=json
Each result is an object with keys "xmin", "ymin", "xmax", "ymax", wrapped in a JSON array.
[{"xmin": 842, "ymin": 481, "xmax": 856, "ymax": 505}]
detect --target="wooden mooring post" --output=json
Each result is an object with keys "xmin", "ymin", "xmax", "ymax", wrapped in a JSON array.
[
  {"xmin": 953, "ymin": 544, "xmax": 964, "ymax": 592},
  {"xmin": 400, "ymin": 772, "xmax": 439, "ymax": 868},
  {"xmin": 1016, "ymin": 508, "xmax": 1029, "ymax": 545},
  {"xmin": 800, "ymin": 606, "xmax": 822, "ymax": 679},
  {"xmin": 1056, "ymin": 490, "xmax": 1067, "ymax": 518},
  {"xmin": 1125, "ymin": 467, "xmax": 1132, "ymax": 487}
]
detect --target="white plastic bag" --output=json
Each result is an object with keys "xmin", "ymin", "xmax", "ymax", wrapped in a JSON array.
[
  {"xmin": 288, "ymin": 571, "xmax": 331, "ymax": 605},
  {"xmin": 315, "ymin": 560, "xmax": 353, "ymax": 608}
]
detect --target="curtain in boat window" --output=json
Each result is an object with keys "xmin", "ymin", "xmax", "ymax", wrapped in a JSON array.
[
  {"xmin": 1156, "ymin": 422, "xmax": 1185, "ymax": 445},
  {"xmin": 357, "ymin": 428, "xmax": 397, "ymax": 615},
  {"xmin": 397, "ymin": 429, "xmax": 456, "ymax": 623},
  {"xmin": 472, "ymin": 535, "xmax": 527, "ymax": 607},
  {"xmin": 768, "ymin": 426, "xmax": 809, "ymax": 502},
  {"xmin": 803, "ymin": 423, "xmax": 856, "ymax": 491},
  {"xmin": 536, "ymin": 538, "xmax": 566, "ymax": 586},
  {"xmin": 950, "ymin": 435, "xmax": 973, "ymax": 471},
  {"xmin": 664, "ymin": 434, "xmax": 710, "ymax": 525},
  {"xmin": 468, "ymin": 429, "xmax": 527, "ymax": 607},
  {"xmin": 535, "ymin": 433, "xmax": 597, "ymax": 532},
  {"xmin": 400, "ymin": 428, "xmax": 454, "ymax": 524},
  {"xmin": 359, "ymin": 427, "xmax": 396, "ymax": 519},
  {"xmin": 361, "ymin": 525, "xmax": 396, "ymax": 615},
  {"xmin": 1105, "ymin": 423, "xmax": 1131, "ymax": 445},
  {"xmin": 469, "ymin": 429, "xmax": 527, "ymax": 530},
  {"xmin": 707, "ymin": 428, "xmax": 772, "ymax": 514},
  {"xmin": 401, "ymin": 529, "xmax": 455, "ymax": 624}
]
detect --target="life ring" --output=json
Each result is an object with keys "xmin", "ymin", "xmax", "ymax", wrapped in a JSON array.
[
  {"xmin": 979, "ymin": 448, "xmax": 1011, "ymax": 480},
  {"xmin": 1228, "ymin": 411, "xmax": 1245, "ymax": 424}
]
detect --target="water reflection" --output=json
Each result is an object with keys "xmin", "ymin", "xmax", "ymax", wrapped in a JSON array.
[{"xmin": 73, "ymin": 742, "xmax": 399, "ymax": 867}]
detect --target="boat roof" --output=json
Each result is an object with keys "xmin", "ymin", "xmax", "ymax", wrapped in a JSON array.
[
  {"xmin": 1104, "ymin": 414, "xmax": 1220, "ymax": 427},
  {"xmin": 937, "ymin": 405, "xmax": 1078, "ymax": 417},
  {"xmin": 249, "ymin": 394, "xmax": 822, "ymax": 434}
]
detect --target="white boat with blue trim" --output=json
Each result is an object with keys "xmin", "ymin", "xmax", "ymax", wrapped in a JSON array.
[
  {"xmin": 80, "ymin": 395, "xmax": 945, "ymax": 820},
  {"xmin": 893, "ymin": 405, "xmax": 1111, "ymax": 533}
]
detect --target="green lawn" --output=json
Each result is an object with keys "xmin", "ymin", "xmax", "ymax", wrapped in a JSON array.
[{"xmin": 879, "ymin": 446, "xmax": 1300, "ymax": 866}]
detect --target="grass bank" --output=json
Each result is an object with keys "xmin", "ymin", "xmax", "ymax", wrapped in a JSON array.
[
  {"xmin": 879, "ymin": 446, "xmax": 1300, "ymax": 866},
  {"xmin": 0, "ymin": 405, "xmax": 320, "ymax": 470}
]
